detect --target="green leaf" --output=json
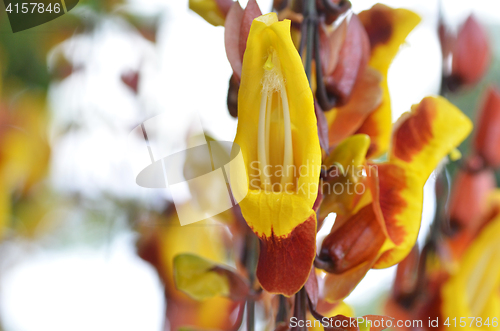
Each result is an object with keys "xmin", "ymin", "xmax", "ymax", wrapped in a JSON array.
[{"xmin": 173, "ymin": 254, "xmax": 249, "ymax": 301}]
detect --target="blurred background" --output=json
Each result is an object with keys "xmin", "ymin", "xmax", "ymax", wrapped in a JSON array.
[{"xmin": 0, "ymin": 0, "xmax": 499, "ymax": 330}]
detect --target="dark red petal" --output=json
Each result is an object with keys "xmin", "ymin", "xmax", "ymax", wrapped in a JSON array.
[
  {"xmin": 320, "ymin": 204, "xmax": 385, "ymax": 273},
  {"xmin": 256, "ymin": 214, "xmax": 316, "ymax": 297}
]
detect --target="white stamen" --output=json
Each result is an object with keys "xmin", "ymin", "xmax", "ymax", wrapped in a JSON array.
[
  {"xmin": 280, "ymin": 86, "xmax": 293, "ymax": 186},
  {"xmin": 258, "ymin": 49, "xmax": 294, "ymax": 191},
  {"xmin": 258, "ymin": 90, "xmax": 271, "ymax": 190},
  {"xmin": 266, "ymin": 93, "xmax": 272, "ymax": 165}
]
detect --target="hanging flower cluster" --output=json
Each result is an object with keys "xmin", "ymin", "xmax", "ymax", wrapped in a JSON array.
[
  {"xmin": 384, "ymin": 13, "xmax": 500, "ymax": 331},
  {"xmin": 137, "ymin": 1, "xmax": 480, "ymax": 330}
]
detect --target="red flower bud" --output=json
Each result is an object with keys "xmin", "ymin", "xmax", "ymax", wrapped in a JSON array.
[
  {"xmin": 319, "ymin": 204, "xmax": 385, "ymax": 274},
  {"xmin": 448, "ymin": 166, "xmax": 496, "ymax": 235},
  {"xmin": 324, "ymin": 14, "xmax": 370, "ymax": 106},
  {"xmin": 474, "ymin": 86, "xmax": 500, "ymax": 167},
  {"xmin": 450, "ymin": 15, "xmax": 491, "ymax": 88}
]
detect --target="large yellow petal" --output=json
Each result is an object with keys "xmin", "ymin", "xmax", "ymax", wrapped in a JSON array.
[
  {"xmin": 389, "ymin": 97, "xmax": 472, "ymax": 176},
  {"xmin": 442, "ymin": 213, "xmax": 500, "ymax": 329},
  {"xmin": 189, "ymin": 0, "xmax": 226, "ymax": 26},
  {"xmin": 373, "ymin": 96, "xmax": 472, "ymax": 268},
  {"xmin": 356, "ymin": 4, "xmax": 421, "ymax": 158},
  {"xmin": 174, "ymin": 254, "xmax": 231, "ymax": 301},
  {"xmin": 153, "ymin": 208, "xmax": 239, "ymax": 329},
  {"xmin": 157, "ymin": 208, "xmax": 229, "ymax": 300},
  {"xmin": 230, "ymin": 13, "xmax": 321, "ymax": 296},
  {"xmin": 231, "ymin": 13, "xmax": 321, "ymax": 238},
  {"xmin": 323, "ymin": 134, "xmax": 370, "ymax": 171},
  {"xmin": 320, "ymin": 134, "xmax": 371, "ymax": 218}
]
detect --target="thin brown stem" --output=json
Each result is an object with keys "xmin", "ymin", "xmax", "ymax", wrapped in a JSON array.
[
  {"xmin": 245, "ymin": 233, "xmax": 258, "ymax": 331},
  {"xmin": 291, "ymin": 287, "xmax": 308, "ymax": 331},
  {"xmin": 304, "ymin": 0, "xmax": 317, "ymax": 82}
]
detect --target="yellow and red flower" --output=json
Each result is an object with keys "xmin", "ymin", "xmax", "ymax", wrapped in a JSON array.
[
  {"xmin": 319, "ymin": 96, "xmax": 472, "ymax": 302},
  {"xmin": 137, "ymin": 207, "xmax": 244, "ymax": 331},
  {"xmin": 355, "ymin": 4, "xmax": 421, "ymax": 158},
  {"xmin": 442, "ymin": 209, "xmax": 500, "ymax": 330},
  {"xmin": 230, "ymin": 12, "xmax": 322, "ymax": 296}
]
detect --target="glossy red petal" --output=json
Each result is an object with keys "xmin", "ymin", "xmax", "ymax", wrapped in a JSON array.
[
  {"xmin": 320, "ymin": 204, "xmax": 385, "ymax": 274},
  {"xmin": 256, "ymin": 213, "xmax": 316, "ymax": 297}
]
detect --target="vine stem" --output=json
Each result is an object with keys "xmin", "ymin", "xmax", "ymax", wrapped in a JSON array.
[
  {"xmin": 276, "ymin": 295, "xmax": 288, "ymax": 323},
  {"xmin": 290, "ymin": 2, "xmax": 318, "ymax": 329},
  {"xmin": 245, "ymin": 232, "xmax": 258, "ymax": 331},
  {"xmin": 291, "ymin": 287, "xmax": 308, "ymax": 331},
  {"xmin": 304, "ymin": 0, "xmax": 317, "ymax": 82}
]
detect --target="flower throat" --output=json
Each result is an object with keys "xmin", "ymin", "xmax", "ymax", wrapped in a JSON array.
[{"xmin": 258, "ymin": 48, "xmax": 294, "ymax": 192}]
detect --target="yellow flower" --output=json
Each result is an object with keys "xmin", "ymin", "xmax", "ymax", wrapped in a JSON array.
[
  {"xmin": 356, "ymin": 4, "xmax": 421, "ymax": 158},
  {"xmin": 0, "ymin": 91, "xmax": 50, "ymax": 238},
  {"xmin": 321, "ymin": 97, "xmax": 472, "ymax": 302},
  {"xmin": 189, "ymin": 0, "xmax": 227, "ymax": 27},
  {"xmin": 138, "ymin": 207, "xmax": 241, "ymax": 330},
  {"xmin": 230, "ymin": 13, "xmax": 321, "ymax": 296},
  {"xmin": 442, "ymin": 208, "xmax": 500, "ymax": 330},
  {"xmin": 372, "ymin": 96, "xmax": 472, "ymax": 268}
]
